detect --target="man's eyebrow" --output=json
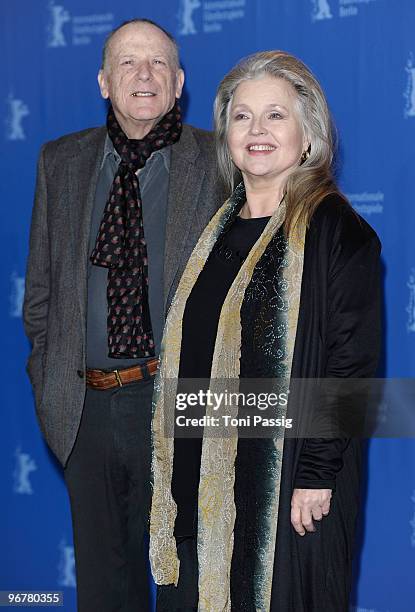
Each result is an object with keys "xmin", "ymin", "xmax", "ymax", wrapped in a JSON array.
[{"xmin": 116, "ymin": 50, "xmax": 171, "ymax": 58}]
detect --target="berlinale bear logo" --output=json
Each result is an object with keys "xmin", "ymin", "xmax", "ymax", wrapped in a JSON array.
[
  {"xmin": 58, "ymin": 540, "xmax": 76, "ymax": 587},
  {"xmin": 407, "ymin": 269, "xmax": 415, "ymax": 332},
  {"xmin": 9, "ymin": 271, "xmax": 25, "ymax": 317},
  {"xmin": 47, "ymin": 0, "xmax": 70, "ymax": 47},
  {"xmin": 312, "ymin": 0, "xmax": 333, "ymax": 21},
  {"xmin": 404, "ymin": 54, "xmax": 415, "ymax": 118},
  {"xmin": 178, "ymin": 0, "xmax": 202, "ymax": 35},
  {"xmin": 13, "ymin": 447, "xmax": 37, "ymax": 495},
  {"xmin": 5, "ymin": 94, "xmax": 29, "ymax": 141}
]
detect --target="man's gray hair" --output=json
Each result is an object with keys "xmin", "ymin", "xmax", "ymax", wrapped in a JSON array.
[
  {"xmin": 101, "ymin": 18, "xmax": 180, "ymax": 71},
  {"xmin": 213, "ymin": 50, "xmax": 335, "ymax": 191}
]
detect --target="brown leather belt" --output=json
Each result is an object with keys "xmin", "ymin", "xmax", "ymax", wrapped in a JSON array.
[{"xmin": 86, "ymin": 358, "xmax": 159, "ymax": 390}]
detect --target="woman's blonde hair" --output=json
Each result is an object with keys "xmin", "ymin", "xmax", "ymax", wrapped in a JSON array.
[{"xmin": 214, "ymin": 50, "xmax": 340, "ymax": 234}]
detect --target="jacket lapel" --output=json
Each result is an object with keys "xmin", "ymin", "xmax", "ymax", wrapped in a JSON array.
[
  {"xmin": 164, "ymin": 125, "xmax": 205, "ymax": 311},
  {"xmin": 68, "ymin": 125, "xmax": 206, "ymax": 329},
  {"xmin": 68, "ymin": 127, "xmax": 106, "ymax": 329}
]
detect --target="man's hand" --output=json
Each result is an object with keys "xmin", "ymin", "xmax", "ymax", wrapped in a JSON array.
[{"xmin": 290, "ymin": 488, "xmax": 332, "ymax": 536}]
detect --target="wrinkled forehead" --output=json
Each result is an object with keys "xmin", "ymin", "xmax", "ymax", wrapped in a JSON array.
[{"xmin": 106, "ymin": 22, "xmax": 176, "ymax": 64}]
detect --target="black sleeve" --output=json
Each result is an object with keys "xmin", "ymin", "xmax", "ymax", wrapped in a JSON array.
[{"xmin": 294, "ymin": 232, "xmax": 381, "ymax": 490}]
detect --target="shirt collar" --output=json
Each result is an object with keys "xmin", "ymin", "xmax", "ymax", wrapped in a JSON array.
[{"xmin": 102, "ymin": 133, "xmax": 171, "ymax": 172}]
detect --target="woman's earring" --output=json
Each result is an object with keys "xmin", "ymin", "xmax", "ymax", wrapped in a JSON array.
[{"xmin": 300, "ymin": 145, "xmax": 311, "ymax": 163}]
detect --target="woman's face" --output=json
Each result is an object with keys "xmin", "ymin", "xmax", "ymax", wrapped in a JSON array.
[{"xmin": 227, "ymin": 75, "xmax": 308, "ymax": 188}]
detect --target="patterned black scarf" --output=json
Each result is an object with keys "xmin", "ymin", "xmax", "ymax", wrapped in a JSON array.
[{"xmin": 90, "ymin": 101, "xmax": 182, "ymax": 358}]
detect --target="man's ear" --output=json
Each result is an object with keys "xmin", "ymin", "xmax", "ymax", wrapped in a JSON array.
[
  {"xmin": 175, "ymin": 69, "xmax": 185, "ymax": 100},
  {"xmin": 98, "ymin": 69, "xmax": 109, "ymax": 99}
]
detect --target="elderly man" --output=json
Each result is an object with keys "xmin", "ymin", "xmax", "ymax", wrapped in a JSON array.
[{"xmin": 23, "ymin": 18, "xmax": 224, "ymax": 612}]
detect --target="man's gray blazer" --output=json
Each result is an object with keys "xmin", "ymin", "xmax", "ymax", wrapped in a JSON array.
[{"xmin": 23, "ymin": 124, "xmax": 226, "ymax": 467}]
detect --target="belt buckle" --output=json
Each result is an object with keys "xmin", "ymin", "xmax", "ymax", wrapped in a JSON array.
[{"xmin": 113, "ymin": 369, "xmax": 123, "ymax": 387}]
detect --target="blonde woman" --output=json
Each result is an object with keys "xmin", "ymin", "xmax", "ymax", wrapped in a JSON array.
[{"xmin": 151, "ymin": 51, "xmax": 381, "ymax": 612}]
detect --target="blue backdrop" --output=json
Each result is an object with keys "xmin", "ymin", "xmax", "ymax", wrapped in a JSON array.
[{"xmin": 1, "ymin": 1, "xmax": 415, "ymax": 610}]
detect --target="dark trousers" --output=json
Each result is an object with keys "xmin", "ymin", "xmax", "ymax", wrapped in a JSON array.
[
  {"xmin": 64, "ymin": 378, "xmax": 154, "ymax": 612},
  {"xmin": 156, "ymin": 536, "xmax": 198, "ymax": 612}
]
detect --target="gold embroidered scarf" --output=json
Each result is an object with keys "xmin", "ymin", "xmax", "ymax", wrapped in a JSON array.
[{"xmin": 150, "ymin": 183, "xmax": 305, "ymax": 611}]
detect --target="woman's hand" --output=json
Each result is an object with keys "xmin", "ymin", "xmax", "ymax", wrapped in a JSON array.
[{"xmin": 290, "ymin": 488, "xmax": 332, "ymax": 536}]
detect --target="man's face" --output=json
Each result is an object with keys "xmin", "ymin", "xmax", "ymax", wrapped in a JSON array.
[{"xmin": 98, "ymin": 22, "xmax": 184, "ymax": 139}]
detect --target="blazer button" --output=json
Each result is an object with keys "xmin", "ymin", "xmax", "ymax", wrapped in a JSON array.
[{"xmin": 77, "ymin": 370, "xmax": 84, "ymax": 379}]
